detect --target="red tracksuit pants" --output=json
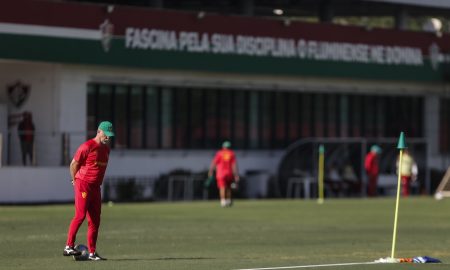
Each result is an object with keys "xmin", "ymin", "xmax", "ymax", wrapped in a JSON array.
[
  {"xmin": 367, "ymin": 174, "xmax": 378, "ymax": 197},
  {"xmin": 401, "ymin": 175, "xmax": 411, "ymax": 197},
  {"xmin": 66, "ymin": 179, "xmax": 102, "ymax": 253}
]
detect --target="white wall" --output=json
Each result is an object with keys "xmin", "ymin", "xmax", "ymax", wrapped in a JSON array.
[
  {"xmin": 0, "ymin": 61, "xmax": 60, "ymax": 165},
  {"xmin": 0, "ymin": 167, "xmax": 73, "ymax": 203},
  {"xmin": 0, "ymin": 150, "xmax": 282, "ymax": 203},
  {"xmin": 0, "ymin": 61, "xmax": 60, "ymax": 132},
  {"xmin": 108, "ymin": 150, "xmax": 283, "ymax": 176}
]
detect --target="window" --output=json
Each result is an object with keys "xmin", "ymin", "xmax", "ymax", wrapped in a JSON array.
[
  {"xmin": 300, "ymin": 94, "xmax": 312, "ymax": 137},
  {"xmin": 98, "ymin": 85, "xmax": 113, "ymax": 123},
  {"xmin": 173, "ymin": 88, "xmax": 189, "ymax": 149},
  {"xmin": 287, "ymin": 92, "xmax": 300, "ymax": 142},
  {"xmin": 248, "ymin": 91, "xmax": 259, "ymax": 149},
  {"xmin": 161, "ymin": 88, "xmax": 173, "ymax": 149},
  {"xmin": 87, "ymin": 83, "xmax": 424, "ymax": 150},
  {"xmin": 218, "ymin": 89, "xmax": 232, "ymax": 142},
  {"xmin": 440, "ymin": 98, "xmax": 450, "ymax": 153},
  {"xmin": 145, "ymin": 86, "xmax": 159, "ymax": 148},
  {"xmin": 114, "ymin": 85, "xmax": 128, "ymax": 149},
  {"xmin": 339, "ymin": 95, "xmax": 349, "ymax": 137},
  {"xmin": 274, "ymin": 92, "xmax": 287, "ymax": 147},
  {"xmin": 190, "ymin": 89, "xmax": 204, "ymax": 148},
  {"xmin": 375, "ymin": 97, "xmax": 384, "ymax": 137},
  {"xmin": 87, "ymin": 84, "xmax": 97, "ymax": 138},
  {"xmin": 234, "ymin": 91, "xmax": 247, "ymax": 149},
  {"xmin": 314, "ymin": 94, "xmax": 324, "ymax": 137},
  {"xmin": 205, "ymin": 90, "xmax": 219, "ymax": 148},
  {"xmin": 260, "ymin": 91, "xmax": 273, "ymax": 148},
  {"xmin": 363, "ymin": 95, "xmax": 375, "ymax": 137},
  {"xmin": 326, "ymin": 94, "xmax": 338, "ymax": 137},
  {"xmin": 349, "ymin": 95, "xmax": 362, "ymax": 137},
  {"xmin": 410, "ymin": 97, "xmax": 423, "ymax": 137}
]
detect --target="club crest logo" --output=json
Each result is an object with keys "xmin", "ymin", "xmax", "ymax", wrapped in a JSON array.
[
  {"xmin": 428, "ymin": 42, "xmax": 441, "ymax": 71},
  {"xmin": 100, "ymin": 19, "xmax": 114, "ymax": 52},
  {"xmin": 81, "ymin": 192, "xmax": 87, "ymax": 199},
  {"xmin": 7, "ymin": 81, "xmax": 30, "ymax": 108},
  {"xmin": 222, "ymin": 152, "xmax": 231, "ymax": 161}
]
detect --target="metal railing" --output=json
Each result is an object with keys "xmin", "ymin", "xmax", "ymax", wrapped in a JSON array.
[
  {"xmin": 167, "ymin": 174, "xmax": 209, "ymax": 201},
  {"xmin": 103, "ymin": 176, "xmax": 158, "ymax": 202},
  {"xmin": 4, "ymin": 131, "xmax": 86, "ymax": 166}
]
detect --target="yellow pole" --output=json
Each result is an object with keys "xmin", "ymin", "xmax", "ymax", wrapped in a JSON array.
[
  {"xmin": 318, "ymin": 145, "xmax": 325, "ymax": 204},
  {"xmin": 391, "ymin": 131, "xmax": 406, "ymax": 259},
  {"xmin": 390, "ymin": 149, "xmax": 403, "ymax": 258}
]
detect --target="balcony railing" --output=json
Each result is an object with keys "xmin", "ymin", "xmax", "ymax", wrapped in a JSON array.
[{"xmin": 2, "ymin": 131, "xmax": 87, "ymax": 167}]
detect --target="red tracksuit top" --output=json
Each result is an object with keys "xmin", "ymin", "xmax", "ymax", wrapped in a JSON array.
[
  {"xmin": 364, "ymin": 152, "xmax": 379, "ymax": 177},
  {"xmin": 73, "ymin": 139, "xmax": 110, "ymax": 185},
  {"xmin": 213, "ymin": 149, "xmax": 236, "ymax": 178}
]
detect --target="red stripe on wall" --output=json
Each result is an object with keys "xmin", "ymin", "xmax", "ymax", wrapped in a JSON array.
[{"xmin": 1, "ymin": 0, "xmax": 450, "ymax": 52}]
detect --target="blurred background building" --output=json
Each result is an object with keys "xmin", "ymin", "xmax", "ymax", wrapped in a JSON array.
[{"xmin": 1, "ymin": 0, "xmax": 450, "ymax": 203}]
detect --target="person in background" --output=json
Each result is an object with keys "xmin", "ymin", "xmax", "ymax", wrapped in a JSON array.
[
  {"xmin": 63, "ymin": 121, "xmax": 114, "ymax": 261},
  {"xmin": 365, "ymin": 145, "xmax": 382, "ymax": 197},
  {"xmin": 396, "ymin": 149, "xmax": 418, "ymax": 197},
  {"xmin": 326, "ymin": 162, "xmax": 343, "ymax": 197},
  {"xmin": 17, "ymin": 111, "xmax": 35, "ymax": 166},
  {"xmin": 342, "ymin": 162, "xmax": 359, "ymax": 196},
  {"xmin": 208, "ymin": 141, "xmax": 240, "ymax": 207}
]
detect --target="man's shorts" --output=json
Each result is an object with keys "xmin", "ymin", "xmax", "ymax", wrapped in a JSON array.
[{"xmin": 216, "ymin": 174, "xmax": 234, "ymax": 189}]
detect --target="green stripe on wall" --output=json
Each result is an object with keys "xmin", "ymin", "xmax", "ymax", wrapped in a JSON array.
[{"xmin": 0, "ymin": 34, "xmax": 443, "ymax": 82}]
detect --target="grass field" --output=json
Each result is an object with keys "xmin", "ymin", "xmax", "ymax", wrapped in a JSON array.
[{"xmin": 1, "ymin": 197, "xmax": 450, "ymax": 270}]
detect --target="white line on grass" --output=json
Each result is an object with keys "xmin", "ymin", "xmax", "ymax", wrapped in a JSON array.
[{"xmin": 234, "ymin": 261, "xmax": 379, "ymax": 270}]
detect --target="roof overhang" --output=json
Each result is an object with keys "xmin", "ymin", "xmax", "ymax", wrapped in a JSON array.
[{"xmin": 367, "ymin": 0, "xmax": 450, "ymax": 9}]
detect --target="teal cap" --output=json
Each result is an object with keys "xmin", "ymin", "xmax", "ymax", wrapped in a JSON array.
[
  {"xmin": 370, "ymin": 145, "xmax": 382, "ymax": 154},
  {"xmin": 222, "ymin": 141, "xmax": 231, "ymax": 148},
  {"xmin": 98, "ymin": 121, "xmax": 115, "ymax": 137},
  {"xmin": 319, "ymin": 144, "xmax": 325, "ymax": 154}
]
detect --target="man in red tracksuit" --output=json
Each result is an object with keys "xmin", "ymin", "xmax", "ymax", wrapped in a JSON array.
[
  {"xmin": 365, "ymin": 145, "xmax": 382, "ymax": 197},
  {"xmin": 208, "ymin": 141, "xmax": 240, "ymax": 207},
  {"xmin": 63, "ymin": 121, "xmax": 114, "ymax": 261}
]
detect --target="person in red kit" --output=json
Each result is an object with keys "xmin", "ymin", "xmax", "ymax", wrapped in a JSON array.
[
  {"xmin": 365, "ymin": 145, "xmax": 382, "ymax": 197},
  {"xmin": 396, "ymin": 149, "xmax": 418, "ymax": 197},
  {"xmin": 17, "ymin": 111, "xmax": 35, "ymax": 166},
  {"xmin": 208, "ymin": 141, "xmax": 240, "ymax": 207},
  {"xmin": 63, "ymin": 121, "xmax": 114, "ymax": 260}
]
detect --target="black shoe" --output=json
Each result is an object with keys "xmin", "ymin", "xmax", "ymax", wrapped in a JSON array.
[
  {"xmin": 88, "ymin": 252, "xmax": 107, "ymax": 261},
  {"xmin": 63, "ymin": 246, "xmax": 81, "ymax": 256}
]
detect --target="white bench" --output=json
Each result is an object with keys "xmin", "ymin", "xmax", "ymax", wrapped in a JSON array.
[
  {"xmin": 377, "ymin": 174, "xmax": 398, "ymax": 195},
  {"xmin": 287, "ymin": 177, "xmax": 315, "ymax": 199}
]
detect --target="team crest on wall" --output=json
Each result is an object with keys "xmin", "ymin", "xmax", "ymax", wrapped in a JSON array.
[
  {"xmin": 7, "ymin": 81, "xmax": 30, "ymax": 108},
  {"xmin": 100, "ymin": 19, "xmax": 114, "ymax": 52},
  {"xmin": 428, "ymin": 43, "xmax": 441, "ymax": 71}
]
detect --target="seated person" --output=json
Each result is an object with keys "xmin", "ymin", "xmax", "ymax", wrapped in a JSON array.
[
  {"xmin": 342, "ymin": 162, "xmax": 360, "ymax": 196},
  {"xmin": 326, "ymin": 163, "xmax": 343, "ymax": 197}
]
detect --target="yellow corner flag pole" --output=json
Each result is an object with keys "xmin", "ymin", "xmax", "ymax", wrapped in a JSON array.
[
  {"xmin": 391, "ymin": 132, "xmax": 406, "ymax": 259},
  {"xmin": 318, "ymin": 144, "xmax": 325, "ymax": 204}
]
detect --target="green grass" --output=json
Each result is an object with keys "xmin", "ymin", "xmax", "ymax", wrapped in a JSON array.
[{"xmin": 1, "ymin": 198, "xmax": 450, "ymax": 270}]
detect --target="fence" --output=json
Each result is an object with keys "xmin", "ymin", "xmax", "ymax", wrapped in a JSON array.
[
  {"xmin": 277, "ymin": 137, "xmax": 428, "ymax": 198},
  {"xmin": 5, "ymin": 130, "xmax": 85, "ymax": 166},
  {"xmin": 103, "ymin": 176, "xmax": 158, "ymax": 202},
  {"xmin": 102, "ymin": 174, "xmax": 213, "ymax": 202}
]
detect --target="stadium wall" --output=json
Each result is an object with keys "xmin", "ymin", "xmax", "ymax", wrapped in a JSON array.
[
  {"xmin": 0, "ymin": 59, "xmax": 444, "ymax": 203},
  {"xmin": 1, "ymin": 0, "xmax": 450, "ymax": 202}
]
